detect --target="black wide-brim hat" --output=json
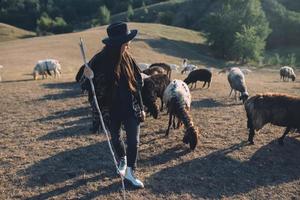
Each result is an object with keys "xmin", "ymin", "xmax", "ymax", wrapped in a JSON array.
[{"xmin": 102, "ymin": 22, "xmax": 138, "ymax": 46}]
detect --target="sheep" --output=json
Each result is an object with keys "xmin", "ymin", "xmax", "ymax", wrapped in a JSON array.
[
  {"xmin": 227, "ymin": 67, "xmax": 249, "ymax": 103},
  {"xmin": 181, "ymin": 58, "xmax": 198, "ymax": 74},
  {"xmin": 141, "ymin": 74, "xmax": 170, "ymax": 119},
  {"xmin": 33, "ymin": 59, "xmax": 61, "ymax": 80},
  {"xmin": 143, "ymin": 66, "xmax": 166, "ymax": 76},
  {"xmin": 169, "ymin": 64, "xmax": 180, "ymax": 72},
  {"xmin": 140, "ymin": 72, "xmax": 150, "ymax": 80},
  {"xmin": 163, "ymin": 79, "xmax": 199, "ymax": 150},
  {"xmin": 280, "ymin": 66, "xmax": 296, "ymax": 82},
  {"xmin": 245, "ymin": 93, "xmax": 300, "ymax": 145},
  {"xmin": 219, "ymin": 67, "xmax": 252, "ymax": 75},
  {"xmin": 183, "ymin": 68, "xmax": 212, "ymax": 89},
  {"xmin": 138, "ymin": 63, "xmax": 150, "ymax": 70},
  {"xmin": 149, "ymin": 63, "xmax": 172, "ymax": 79}
]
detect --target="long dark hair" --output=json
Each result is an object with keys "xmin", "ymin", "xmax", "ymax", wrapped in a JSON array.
[{"xmin": 104, "ymin": 45, "xmax": 137, "ymax": 92}]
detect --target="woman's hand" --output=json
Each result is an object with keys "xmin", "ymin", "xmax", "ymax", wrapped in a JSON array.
[{"xmin": 84, "ymin": 66, "xmax": 94, "ymax": 79}]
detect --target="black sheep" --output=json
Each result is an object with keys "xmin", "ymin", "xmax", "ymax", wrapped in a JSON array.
[
  {"xmin": 142, "ymin": 74, "xmax": 170, "ymax": 119},
  {"xmin": 183, "ymin": 68, "xmax": 212, "ymax": 89}
]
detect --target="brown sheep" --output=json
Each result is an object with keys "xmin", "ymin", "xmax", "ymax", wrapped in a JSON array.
[
  {"xmin": 245, "ymin": 93, "xmax": 300, "ymax": 145},
  {"xmin": 149, "ymin": 63, "xmax": 172, "ymax": 79},
  {"xmin": 143, "ymin": 66, "xmax": 166, "ymax": 76}
]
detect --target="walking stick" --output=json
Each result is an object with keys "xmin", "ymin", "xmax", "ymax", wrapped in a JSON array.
[{"xmin": 79, "ymin": 38, "xmax": 126, "ymax": 200}]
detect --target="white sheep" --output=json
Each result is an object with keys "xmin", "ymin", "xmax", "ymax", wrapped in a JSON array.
[
  {"xmin": 163, "ymin": 79, "xmax": 198, "ymax": 150},
  {"xmin": 227, "ymin": 67, "xmax": 249, "ymax": 103},
  {"xmin": 181, "ymin": 59, "xmax": 198, "ymax": 74},
  {"xmin": 137, "ymin": 63, "xmax": 150, "ymax": 71},
  {"xmin": 169, "ymin": 64, "xmax": 180, "ymax": 72},
  {"xmin": 219, "ymin": 67, "xmax": 252, "ymax": 75},
  {"xmin": 280, "ymin": 66, "xmax": 296, "ymax": 82},
  {"xmin": 33, "ymin": 59, "xmax": 61, "ymax": 80}
]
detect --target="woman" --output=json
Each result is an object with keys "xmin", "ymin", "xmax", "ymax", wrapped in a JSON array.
[{"xmin": 83, "ymin": 22, "xmax": 145, "ymax": 188}]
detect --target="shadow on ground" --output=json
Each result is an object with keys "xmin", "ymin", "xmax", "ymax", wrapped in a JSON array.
[
  {"xmin": 22, "ymin": 142, "xmax": 125, "ymax": 200},
  {"xmin": 39, "ymin": 81, "xmax": 83, "ymax": 101},
  {"xmin": 191, "ymin": 98, "xmax": 240, "ymax": 108},
  {"xmin": 147, "ymin": 138, "xmax": 300, "ymax": 198},
  {"xmin": 135, "ymin": 37, "xmax": 225, "ymax": 68}
]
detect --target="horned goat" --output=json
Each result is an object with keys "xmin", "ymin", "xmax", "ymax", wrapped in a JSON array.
[{"xmin": 245, "ymin": 93, "xmax": 300, "ymax": 145}]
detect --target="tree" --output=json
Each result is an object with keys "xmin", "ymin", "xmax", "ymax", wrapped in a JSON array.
[
  {"xmin": 203, "ymin": 0, "xmax": 271, "ymax": 62},
  {"xmin": 126, "ymin": 4, "xmax": 134, "ymax": 21},
  {"xmin": 98, "ymin": 5, "xmax": 110, "ymax": 25}
]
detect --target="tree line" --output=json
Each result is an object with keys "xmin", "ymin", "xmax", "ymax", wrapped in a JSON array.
[{"xmin": 0, "ymin": 0, "xmax": 299, "ymax": 64}]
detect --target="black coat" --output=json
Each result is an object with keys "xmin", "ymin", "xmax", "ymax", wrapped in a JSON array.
[{"xmin": 81, "ymin": 48, "xmax": 144, "ymax": 124}]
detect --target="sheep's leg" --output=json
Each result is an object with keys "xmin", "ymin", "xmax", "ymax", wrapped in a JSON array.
[
  {"xmin": 160, "ymin": 98, "xmax": 164, "ymax": 112},
  {"xmin": 247, "ymin": 113, "xmax": 255, "ymax": 145},
  {"xmin": 207, "ymin": 81, "xmax": 211, "ymax": 88},
  {"xmin": 194, "ymin": 82, "xmax": 197, "ymax": 89},
  {"xmin": 229, "ymin": 88, "xmax": 233, "ymax": 97},
  {"xmin": 172, "ymin": 115, "xmax": 176, "ymax": 129},
  {"xmin": 278, "ymin": 127, "xmax": 291, "ymax": 145},
  {"xmin": 234, "ymin": 90, "xmax": 237, "ymax": 101},
  {"xmin": 202, "ymin": 81, "xmax": 206, "ymax": 88},
  {"xmin": 166, "ymin": 113, "xmax": 173, "ymax": 136}
]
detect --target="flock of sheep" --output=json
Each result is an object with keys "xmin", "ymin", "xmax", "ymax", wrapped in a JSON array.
[
  {"xmin": 75, "ymin": 59, "xmax": 299, "ymax": 150},
  {"xmin": 29, "ymin": 57, "xmax": 299, "ymax": 150}
]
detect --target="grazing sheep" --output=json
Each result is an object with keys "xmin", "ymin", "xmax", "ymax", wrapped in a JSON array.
[
  {"xmin": 142, "ymin": 74, "xmax": 170, "ymax": 118},
  {"xmin": 33, "ymin": 59, "xmax": 61, "ymax": 80},
  {"xmin": 181, "ymin": 59, "xmax": 198, "ymax": 74},
  {"xmin": 241, "ymin": 68, "xmax": 252, "ymax": 75},
  {"xmin": 219, "ymin": 67, "xmax": 252, "ymax": 75},
  {"xmin": 169, "ymin": 64, "xmax": 180, "ymax": 72},
  {"xmin": 149, "ymin": 63, "xmax": 172, "ymax": 79},
  {"xmin": 184, "ymin": 68, "xmax": 212, "ymax": 89},
  {"xmin": 245, "ymin": 93, "xmax": 300, "ymax": 145},
  {"xmin": 227, "ymin": 67, "xmax": 249, "ymax": 103},
  {"xmin": 163, "ymin": 80, "xmax": 199, "ymax": 150},
  {"xmin": 138, "ymin": 63, "xmax": 150, "ymax": 70},
  {"xmin": 280, "ymin": 66, "xmax": 296, "ymax": 82},
  {"xmin": 143, "ymin": 66, "xmax": 166, "ymax": 76}
]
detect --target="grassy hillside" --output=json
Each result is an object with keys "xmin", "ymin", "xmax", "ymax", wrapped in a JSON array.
[
  {"xmin": 0, "ymin": 23, "xmax": 35, "ymax": 42},
  {"xmin": 0, "ymin": 22, "xmax": 223, "ymax": 81},
  {"xmin": 1, "ymin": 22, "xmax": 300, "ymax": 200}
]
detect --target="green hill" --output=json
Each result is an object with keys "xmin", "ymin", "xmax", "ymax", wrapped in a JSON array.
[{"xmin": 0, "ymin": 23, "xmax": 35, "ymax": 42}]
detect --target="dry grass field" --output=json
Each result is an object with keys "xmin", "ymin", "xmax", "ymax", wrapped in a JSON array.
[{"xmin": 0, "ymin": 23, "xmax": 300, "ymax": 200}]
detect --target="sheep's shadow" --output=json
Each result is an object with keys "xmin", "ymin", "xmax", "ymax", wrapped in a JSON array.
[
  {"xmin": 35, "ymin": 106, "xmax": 89, "ymax": 123},
  {"xmin": 147, "ymin": 138, "xmax": 300, "ymax": 198},
  {"xmin": 140, "ymin": 144, "xmax": 190, "ymax": 167},
  {"xmin": 37, "ymin": 117, "xmax": 92, "ymax": 140},
  {"xmin": 135, "ymin": 37, "xmax": 225, "ymax": 67},
  {"xmin": 1, "ymin": 78, "xmax": 33, "ymax": 83},
  {"xmin": 21, "ymin": 142, "xmax": 124, "ymax": 200},
  {"xmin": 35, "ymin": 105, "xmax": 93, "ymax": 140},
  {"xmin": 39, "ymin": 81, "xmax": 83, "ymax": 101},
  {"xmin": 191, "ymin": 98, "xmax": 238, "ymax": 108}
]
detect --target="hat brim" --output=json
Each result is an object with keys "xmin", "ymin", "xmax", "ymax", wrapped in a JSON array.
[{"xmin": 102, "ymin": 29, "xmax": 138, "ymax": 46}]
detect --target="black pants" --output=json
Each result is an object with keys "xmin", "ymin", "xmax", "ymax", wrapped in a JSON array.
[{"xmin": 110, "ymin": 116, "xmax": 140, "ymax": 169}]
